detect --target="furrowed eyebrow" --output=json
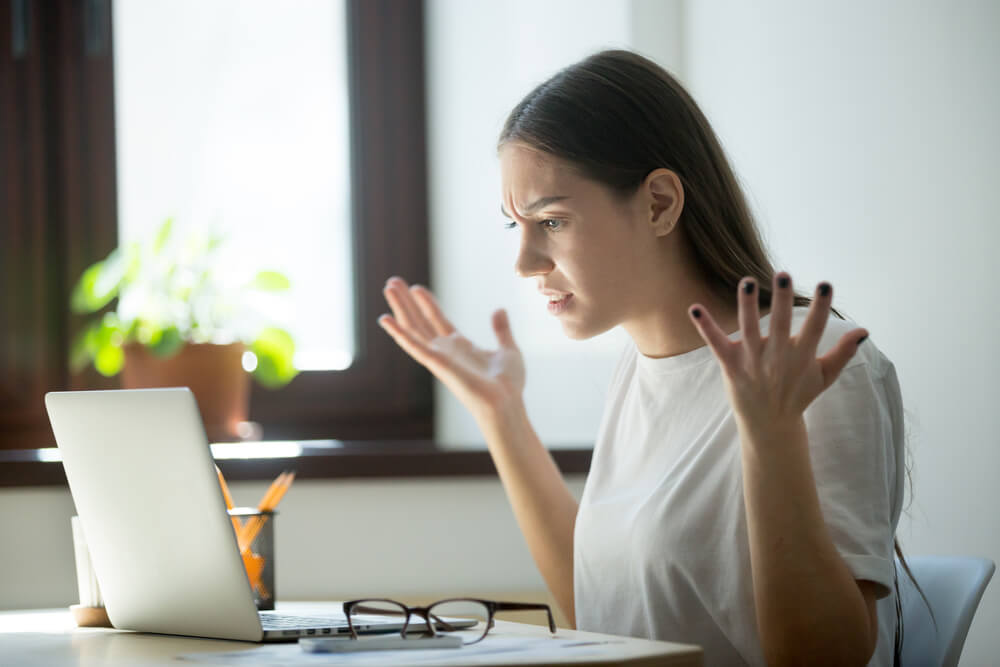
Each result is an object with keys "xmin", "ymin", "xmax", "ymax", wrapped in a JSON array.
[{"xmin": 500, "ymin": 196, "xmax": 569, "ymax": 218}]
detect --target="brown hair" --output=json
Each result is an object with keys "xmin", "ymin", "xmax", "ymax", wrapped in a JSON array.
[
  {"xmin": 499, "ymin": 48, "xmax": 924, "ymax": 664},
  {"xmin": 498, "ymin": 48, "xmax": 832, "ymax": 317}
]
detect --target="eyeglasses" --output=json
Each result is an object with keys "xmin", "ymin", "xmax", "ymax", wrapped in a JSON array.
[{"xmin": 343, "ymin": 598, "xmax": 556, "ymax": 645}]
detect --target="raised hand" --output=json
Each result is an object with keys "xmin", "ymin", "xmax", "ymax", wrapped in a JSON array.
[
  {"xmin": 686, "ymin": 272, "xmax": 869, "ymax": 438},
  {"xmin": 378, "ymin": 277, "xmax": 526, "ymax": 422}
]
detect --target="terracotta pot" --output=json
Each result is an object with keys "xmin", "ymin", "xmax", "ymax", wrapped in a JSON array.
[{"xmin": 121, "ymin": 342, "xmax": 250, "ymax": 443}]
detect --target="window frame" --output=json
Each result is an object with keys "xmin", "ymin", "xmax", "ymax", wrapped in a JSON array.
[
  {"xmin": 248, "ymin": 0, "xmax": 433, "ymax": 441},
  {"xmin": 0, "ymin": 0, "xmax": 432, "ymax": 450}
]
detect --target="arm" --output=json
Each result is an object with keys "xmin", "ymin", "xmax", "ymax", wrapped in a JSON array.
[
  {"xmin": 740, "ymin": 418, "xmax": 878, "ymax": 666},
  {"xmin": 478, "ymin": 400, "xmax": 579, "ymax": 628},
  {"xmin": 687, "ymin": 272, "xmax": 878, "ymax": 666},
  {"xmin": 378, "ymin": 278, "xmax": 578, "ymax": 625}
]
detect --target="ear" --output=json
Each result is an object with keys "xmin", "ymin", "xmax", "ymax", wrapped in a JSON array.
[{"xmin": 642, "ymin": 168, "xmax": 684, "ymax": 237}]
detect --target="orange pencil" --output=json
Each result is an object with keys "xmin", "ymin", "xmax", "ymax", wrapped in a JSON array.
[
  {"xmin": 240, "ymin": 471, "xmax": 283, "ymax": 546},
  {"xmin": 216, "ymin": 466, "xmax": 242, "ymax": 534},
  {"xmin": 257, "ymin": 471, "xmax": 290, "ymax": 511},
  {"xmin": 263, "ymin": 471, "xmax": 295, "ymax": 511},
  {"xmin": 241, "ymin": 471, "xmax": 295, "ymax": 547},
  {"xmin": 241, "ymin": 470, "xmax": 295, "ymax": 596},
  {"xmin": 240, "ymin": 471, "xmax": 287, "ymax": 547}
]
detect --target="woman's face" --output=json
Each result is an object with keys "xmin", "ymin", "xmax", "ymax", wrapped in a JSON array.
[{"xmin": 499, "ymin": 143, "xmax": 665, "ymax": 340}]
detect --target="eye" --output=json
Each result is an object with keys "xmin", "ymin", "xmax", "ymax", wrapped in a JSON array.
[
  {"xmin": 540, "ymin": 219, "xmax": 563, "ymax": 231},
  {"xmin": 503, "ymin": 221, "xmax": 517, "ymax": 230}
]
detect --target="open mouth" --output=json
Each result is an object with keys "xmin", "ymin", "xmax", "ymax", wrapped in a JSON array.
[{"xmin": 547, "ymin": 294, "xmax": 573, "ymax": 314}]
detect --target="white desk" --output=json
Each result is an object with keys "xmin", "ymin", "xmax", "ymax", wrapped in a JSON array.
[{"xmin": 0, "ymin": 603, "xmax": 702, "ymax": 666}]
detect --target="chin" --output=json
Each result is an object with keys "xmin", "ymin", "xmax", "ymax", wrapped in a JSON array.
[{"xmin": 559, "ymin": 318, "xmax": 614, "ymax": 341}]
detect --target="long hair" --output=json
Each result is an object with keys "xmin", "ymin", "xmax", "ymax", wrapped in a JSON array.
[{"xmin": 499, "ymin": 48, "xmax": 925, "ymax": 664}]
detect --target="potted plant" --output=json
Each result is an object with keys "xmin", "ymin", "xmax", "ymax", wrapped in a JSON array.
[{"xmin": 69, "ymin": 218, "xmax": 299, "ymax": 442}]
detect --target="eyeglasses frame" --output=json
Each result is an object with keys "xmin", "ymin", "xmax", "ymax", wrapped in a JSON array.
[{"xmin": 342, "ymin": 597, "xmax": 556, "ymax": 644}]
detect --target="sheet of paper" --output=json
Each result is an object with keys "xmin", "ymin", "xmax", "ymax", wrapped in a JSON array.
[{"xmin": 177, "ymin": 636, "xmax": 627, "ymax": 665}]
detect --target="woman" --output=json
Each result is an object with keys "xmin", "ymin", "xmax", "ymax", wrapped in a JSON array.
[{"xmin": 378, "ymin": 50, "xmax": 905, "ymax": 666}]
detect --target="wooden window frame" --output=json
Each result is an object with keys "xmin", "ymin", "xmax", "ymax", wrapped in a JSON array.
[{"xmin": 0, "ymin": 0, "xmax": 432, "ymax": 450}]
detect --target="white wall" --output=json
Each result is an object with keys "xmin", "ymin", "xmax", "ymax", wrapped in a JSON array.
[
  {"xmin": 0, "ymin": 477, "xmax": 586, "ymax": 611},
  {"xmin": 681, "ymin": 1, "xmax": 1000, "ymax": 663}
]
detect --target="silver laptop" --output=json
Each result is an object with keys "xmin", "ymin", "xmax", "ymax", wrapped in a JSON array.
[{"xmin": 45, "ymin": 387, "xmax": 448, "ymax": 642}]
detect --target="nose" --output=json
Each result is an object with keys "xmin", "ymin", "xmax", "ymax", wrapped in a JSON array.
[{"xmin": 514, "ymin": 231, "xmax": 554, "ymax": 278}]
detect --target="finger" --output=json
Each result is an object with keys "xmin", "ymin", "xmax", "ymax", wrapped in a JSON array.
[
  {"xmin": 383, "ymin": 285, "xmax": 425, "ymax": 339},
  {"xmin": 738, "ymin": 277, "xmax": 762, "ymax": 351},
  {"xmin": 796, "ymin": 281, "xmax": 833, "ymax": 355},
  {"xmin": 410, "ymin": 285, "xmax": 457, "ymax": 337},
  {"xmin": 491, "ymin": 309, "xmax": 518, "ymax": 349},
  {"xmin": 818, "ymin": 328, "xmax": 869, "ymax": 390},
  {"xmin": 380, "ymin": 313, "xmax": 482, "ymax": 399},
  {"xmin": 381, "ymin": 277, "xmax": 413, "ymax": 328},
  {"xmin": 377, "ymin": 313, "xmax": 447, "ymax": 373},
  {"xmin": 768, "ymin": 271, "xmax": 794, "ymax": 349},
  {"xmin": 689, "ymin": 304, "xmax": 737, "ymax": 367},
  {"xmin": 383, "ymin": 277, "xmax": 435, "ymax": 340}
]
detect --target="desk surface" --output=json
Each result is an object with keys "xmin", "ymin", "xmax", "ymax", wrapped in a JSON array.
[{"xmin": 0, "ymin": 603, "xmax": 702, "ymax": 667}]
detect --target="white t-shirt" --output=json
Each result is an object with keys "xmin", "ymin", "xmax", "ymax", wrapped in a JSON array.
[{"xmin": 574, "ymin": 306, "xmax": 905, "ymax": 666}]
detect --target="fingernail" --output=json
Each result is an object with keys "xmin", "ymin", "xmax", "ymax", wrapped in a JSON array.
[
  {"xmin": 743, "ymin": 281, "xmax": 755, "ymax": 295},
  {"xmin": 857, "ymin": 335, "xmax": 868, "ymax": 346},
  {"xmin": 819, "ymin": 283, "xmax": 831, "ymax": 297},
  {"xmin": 692, "ymin": 307, "xmax": 702, "ymax": 319},
  {"xmin": 777, "ymin": 276, "xmax": 789, "ymax": 289}
]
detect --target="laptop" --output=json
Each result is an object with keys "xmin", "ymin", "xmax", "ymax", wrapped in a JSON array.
[{"xmin": 45, "ymin": 387, "xmax": 469, "ymax": 642}]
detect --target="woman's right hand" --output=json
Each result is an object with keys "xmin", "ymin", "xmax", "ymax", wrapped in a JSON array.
[{"xmin": 378, "ymin": 277, "xmax": 526, "ymax": 423}]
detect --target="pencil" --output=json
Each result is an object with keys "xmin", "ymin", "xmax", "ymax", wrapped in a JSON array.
[
  {"xmin": 240, "ymin": 470, "xmax": 296, "ymax": 595},
  {"xmin": 240, "ymin": 470, "xmax": 295, "ymax": 548},
  {"xmin": 216, "ymin": 466, "xmax": 242, "ymax": 534},
  {"xmin": 263, "ymin": 471, "xmax": 295, "ymax": 511},
  {"xmin": 257, "ymin": 471, "xmax": 290, "ymax": 511}
]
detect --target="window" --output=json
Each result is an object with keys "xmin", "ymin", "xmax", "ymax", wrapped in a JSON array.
[
  {"xmin": 0, "ymin": 0, "xmax": 432, "ymax": 450},
  {"xmin": 114, "ymin": 0, "xmax": 355, "ymax": 371}
]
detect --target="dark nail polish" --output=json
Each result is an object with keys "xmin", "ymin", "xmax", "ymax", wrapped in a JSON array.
[
  {"xmin": 819, "ymin": 283, "xmax": 831, "ymax": 297},
  {"xmin": 692, "ymin": 308, "xmax": 702, "ymax": 319},
  {"xmin": 777, "ymin": 276, "xmax": 789, "ymax": 289},
  {"xmin": 857, "ymin": 335, "xmax": 868, "ymax": 346},
  {"xmin": 744, "ymin": 281, "xmax": 755, "ymax": 295}
]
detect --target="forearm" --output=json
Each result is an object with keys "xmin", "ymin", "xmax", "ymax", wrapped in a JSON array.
[
  {"xmin": 478, "ymin": 400, "xmax": 579, "ymax": 628},
  {"xmin": 740, "ymin": 417, "xmax": 875, "ymax": 666}
]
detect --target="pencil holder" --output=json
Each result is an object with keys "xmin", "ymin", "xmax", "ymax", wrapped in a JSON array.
[
  {"xmin": 70, "ymin": 516, "xmax": 113, "ymax": 627},
  {"xmin": 228, "ymin": 508, "xmax": 276, "ymax": 611}
]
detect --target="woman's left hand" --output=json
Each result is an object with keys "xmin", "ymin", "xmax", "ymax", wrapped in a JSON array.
[{"xmin": 688, "ymin": 272, "xmax": 868, "ymax": 437}]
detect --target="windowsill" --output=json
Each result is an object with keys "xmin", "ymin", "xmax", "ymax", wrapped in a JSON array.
[{"xmin": 0, "ymin": 440, "xmax": 593, "ymax": 487}]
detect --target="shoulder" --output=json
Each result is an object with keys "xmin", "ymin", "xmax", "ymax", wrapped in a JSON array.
[
  {"xmin": 792, "ymin": 307, "xmax": 903, "ymax": 439},
  {"xmin": 789, "ymin": 306, "xmax": 888, "ymax": 375}
]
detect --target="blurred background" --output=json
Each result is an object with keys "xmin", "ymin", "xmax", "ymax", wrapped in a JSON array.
[{"xmin": 1, "ymin": 0, "xmax": 997, "ymax": 660}]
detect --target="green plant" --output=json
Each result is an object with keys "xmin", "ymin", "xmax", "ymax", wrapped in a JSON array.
[{"xmin": 69, "ymin": 217, "xmax": 299, "ymax": 388}]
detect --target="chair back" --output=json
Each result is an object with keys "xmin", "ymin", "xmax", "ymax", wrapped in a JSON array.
[{"xmin": 897, "ymin": 555, "xmax": 995, "ymax": 667}]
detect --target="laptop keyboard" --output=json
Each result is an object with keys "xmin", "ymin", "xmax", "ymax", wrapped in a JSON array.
[
  {"xmin": 259, "ymin": 613, "xmax": 347, "ymax": 630},
  {"xmin": 258, "ymin": 610, "xmax": 411, "ymax": 640}
]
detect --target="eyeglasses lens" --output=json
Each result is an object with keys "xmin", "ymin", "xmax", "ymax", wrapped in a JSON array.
[
  {"xmin": 426, "ymin": 599, "xmax": 491, "ymax": 644},
  {"xmin": 347, "ymin": 600, "xmax": 411, "ymax": 640}
]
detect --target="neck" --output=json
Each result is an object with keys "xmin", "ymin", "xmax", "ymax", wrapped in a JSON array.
[
  {"xmin": 624, "ymin": 282, "xmax": 741, "ymax": 359},
  {"xmin": 620, "ymin": 226, "xmax": 765, "ymax": 358}
]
